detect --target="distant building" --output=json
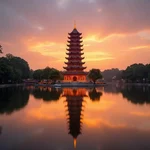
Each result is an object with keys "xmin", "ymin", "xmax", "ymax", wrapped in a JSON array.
[{"xmin": 63, "ymin": 25, "xmax": 87, "ymax": 82}]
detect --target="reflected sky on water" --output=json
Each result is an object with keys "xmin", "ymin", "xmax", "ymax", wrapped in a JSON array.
[{"xmin": 0, "ymin": 85, "xmax": 150, "ymax": 150}]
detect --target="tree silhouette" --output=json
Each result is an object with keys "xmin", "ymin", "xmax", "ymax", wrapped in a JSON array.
[
  {"xmin": 0, "ymin": 87, "xmax": 29, "ymax": 114},
  {"xmin": 0, "ymin": 54, "xmax": 30, "ymax": 83},
  {"xmin": 121, "ymin": 86, "xmax": 150, "ymax": 105},
  {"xmin": 122, "ymin": 63, "xmax": 150, "ymax": 83},
  {"xmin": 32, "ymin": 87, "xmax": 62, "ymax": 102},
  {"xmin": 88, "ymin": 88, "xmax": 103, "ymax": 101},
  {"xmin": 88, "ymin": 69, "xmax": 102, "ymax": 84}
]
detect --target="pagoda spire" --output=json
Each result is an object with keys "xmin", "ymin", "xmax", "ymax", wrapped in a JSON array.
[
  {"xmin": 74, "ymin": 20, "xmax": 76, "ymax": 29},
  {"xmin": 74, "ymin": 138, "xmax": 77, "ymax": 149}
]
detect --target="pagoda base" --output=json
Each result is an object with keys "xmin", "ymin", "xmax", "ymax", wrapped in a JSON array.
[{"xmin": 63, "ymin": 72, "xmax": 87, "ymax": 82}]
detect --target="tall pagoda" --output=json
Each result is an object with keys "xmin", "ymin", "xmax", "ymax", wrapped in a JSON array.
[
  {"xmin": 63, "ymin": 88, "xmax": 86, "ymax": 148},
  {"xmin": 63, "ymin": 25, "xmax": 87, "ymax": 82}
]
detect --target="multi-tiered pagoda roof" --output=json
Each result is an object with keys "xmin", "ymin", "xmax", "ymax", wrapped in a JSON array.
[{"xmin": 63, "ymin": 27, "xmax": 86, "ymax": 74}]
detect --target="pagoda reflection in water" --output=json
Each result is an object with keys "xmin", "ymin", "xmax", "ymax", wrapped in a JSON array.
[{"xmin": 63, "ymin": 88, "xmax": 86, "ymax": 149}]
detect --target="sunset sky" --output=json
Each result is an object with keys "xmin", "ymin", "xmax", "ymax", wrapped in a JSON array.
[{"xmin": 0, "ymin": 0, "xmax": 150, "ymax": 71}]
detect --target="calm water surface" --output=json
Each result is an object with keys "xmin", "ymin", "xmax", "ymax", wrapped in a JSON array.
[{"xmin": 0, "ymin": 85, "xmax": 150, "ymax": 150}]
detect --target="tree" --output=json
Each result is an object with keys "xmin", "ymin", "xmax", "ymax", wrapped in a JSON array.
[
  {"xmin": 0, "ymin": 54, "xmax": 30, "ymax": 83},
  {"xmin": 33, "ymin": 69, "xmax": 43, "ymax": 80},
  {"xmin": 148, "ymin": 73, "xmax": 150, "ymax": 82},
  {"xmin": 0, "ymin": 87, "xmax": 29, "ymax": 114},
  {"xmin": 0, "ymin": 45, "xmax": 3, "ymax": 54},
  {"xmin": 29, "ymin": 69, "xmax": 34, "ymax": 78},
  {"xmin": 32, "ymin": 87, "xmax": 62, "ymax": 101},
  {"xmin": 49, "ymin": 68, "xmax": 62, "ymax": 83},
  {"xmin": 145, "ymin": 64, "xmax": 150, "ymax": 82},
  {"xmin": 33, "ymin": 68, "xmax": 63, "ymax": 83},
  {"xmin": 6, "ymin": 54, "xmax": 30, "ymax": 80},
  {"xmin": 122, "ymin": 63, "xmax": 147, "ymax": 83},
  {"xmin": 42, "ymin": 67, "xmax": 52, "ymax": 80},
  {"xmin": 87, "ymin": 69, "xmax": 102, "ymax": 84},
  {"xmin": 0, "ymin": 57, "xmax": 14, "ymax": 83},
  {"xmin": 121, "ymin": 86, "xmax": 150, "ymax": 105}
]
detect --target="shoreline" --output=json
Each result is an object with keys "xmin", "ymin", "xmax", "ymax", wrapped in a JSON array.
[
  {"xmin": 0, "ymin": 82, "xmax": 150, "ymax": 88},
  {"xmin": 0, "ymin": 83, "xmax": 107, "ymax": 88},
  {"xmin": 0, "ymin": 84, "xmax": 24, "ymax": 88}
]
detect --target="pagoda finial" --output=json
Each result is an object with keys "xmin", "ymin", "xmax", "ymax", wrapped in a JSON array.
[
  {"xmin": 73, "ymin": 138, "xmax": 77, "ymax": 149},
  {"xmin": 74, "ymin": 20, "xmax": 76, "ymax": 29}
]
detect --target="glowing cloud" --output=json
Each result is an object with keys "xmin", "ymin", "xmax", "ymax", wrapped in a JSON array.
[
  {"xmin": 85, "ymin": 51, "xmax": 115, "ymax": 62},
  {"xmin": 130, "ymin": 112, "xmax": 150, "ymax": 117},
  {"xmin": 130, "ymin": 46, "xmax": 150, "ymax": 50}
]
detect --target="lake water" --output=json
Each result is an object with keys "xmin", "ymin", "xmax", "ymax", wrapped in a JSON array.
[{"xmin": 0, "ymin": 85, "xmax": 150, "ymax": 150}]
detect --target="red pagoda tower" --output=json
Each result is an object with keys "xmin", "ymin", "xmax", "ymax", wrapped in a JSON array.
[{"xmin": 63, "ymin": 25, "xmax": 87, "ymax": 82}]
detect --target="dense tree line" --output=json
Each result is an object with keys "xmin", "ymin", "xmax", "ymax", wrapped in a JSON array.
[
  {"xmin": 0, "ymin": 55, "xmax": 63, "ymax": 84},
  {"xmin": 32, "ymin": 87, "xmax": 62, "ymax": 101},
  {"xmin": 0, "ymin": 87, "xmax": 29, "ymax": 114},
  {"xmin": 102, "ymin": 64, "xmax": 150, "ymax": 83},
  {"xmin": 121, "ymin": 86, "xmax": 150, "ymax": 105},
  {"xmin": 33, "ymin": 67, "xmax": 63, "ymax": 83},
  {"xmin": 122, "ymin": 63, "xmax": 150, "ymax": 83},
  {"xmin": 0, "ymin": 54, "xmax": 30, "ymax": 84}
]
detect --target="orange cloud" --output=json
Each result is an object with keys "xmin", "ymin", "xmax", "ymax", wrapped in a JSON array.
[
  {"xmin": 130, "ymin": 45, "xmax": 150, "ymax": 50},
  {"xmin": 24, "ymin": 96, "xmax": 66, "ymax": 122},
  {"xmin": 84, "ymin": 118, "xmax": 127, "ymax": 128},
  {"xmin": 28, "ymin": 41, "xmax": 66, "ymax": 56},
  {"xmin": 130, "ymin": 112, "xmax": 150, "ymax": 117}
]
